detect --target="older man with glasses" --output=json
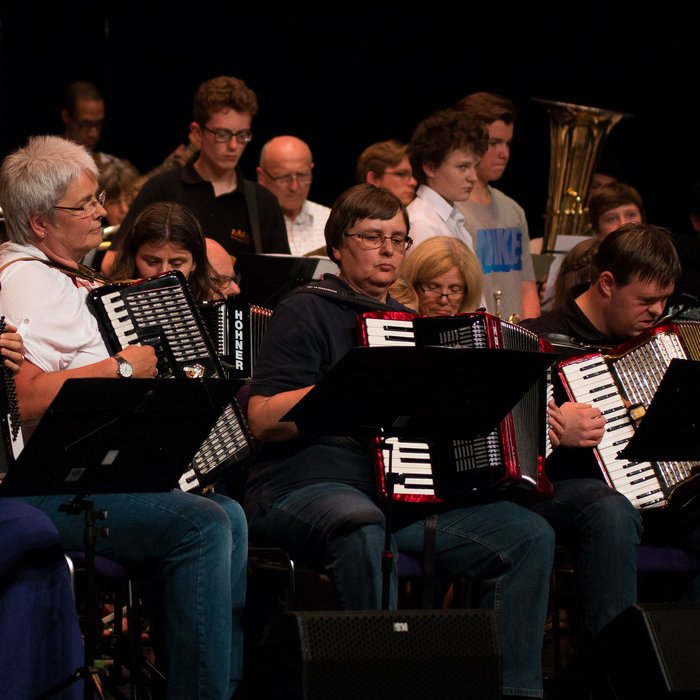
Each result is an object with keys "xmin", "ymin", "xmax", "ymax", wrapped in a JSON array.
[
  {"xmin": 101, "ymin": 75, "xmax": 289, "ymax": 277},
  {"xmin": 256, "ymin": 135, "xmax": 331, "ymax": 256}
]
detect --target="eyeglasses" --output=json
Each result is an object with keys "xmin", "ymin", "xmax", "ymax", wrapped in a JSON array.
[
  {"xmin": 213, "ymin": 272, "xmax": 241, "ymax": 288},
  {"xmin": 383, "ymin": 169, "xmax": 413, "ymax": 180},
  {"xmin": 201, "ymin": 125, "xmax": 253, "ymax": 144},
  {"xmin": 73, "ymin": 119, "xmax": 104, "ymax": 131},
  {"xmin": 52, "ymin": 190, "xmax": 107, "ymax": 218},
  {"xmin": 418, "ymin": 284, "xmax": 465, "ymax": 301},
  {"xmin": 343, "ymin": 232, "xmax": 413, "ymax": 252},
  {"xmin": 260, "ymin": 168, "xmax": 313, "ymax": 186}
]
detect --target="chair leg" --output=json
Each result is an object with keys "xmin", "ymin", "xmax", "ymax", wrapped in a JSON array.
[
  {"xmin": 66, "ymin": 556, "xmax": 165, "ymax": 699},
  {"xmin": 549, "ymin": 567, "xmax": 562, "ymax": 675}
]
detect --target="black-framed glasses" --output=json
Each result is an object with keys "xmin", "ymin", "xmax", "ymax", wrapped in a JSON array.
[
  {"xmin": 418, "ymin": 284, "xmax": 465, "ymax": 301},
  {"xmin": 260, "ymin": 168, "xmax": 313, "ymax": 186},
  {"xmin": 52, "ymin": 190, "xmax": 106, "ymax": 218},
  {"xmin": 343, "ymin": 232, "xmax": 413, "ymax": 252},
  {"xmin": 201, "ymin": 125, "xmax": 253, "ymax": 144}
]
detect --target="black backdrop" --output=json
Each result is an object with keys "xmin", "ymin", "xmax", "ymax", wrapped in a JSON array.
[{"xmin": 2, "ymin": 2, "xmax": 699, "ymax": 238}]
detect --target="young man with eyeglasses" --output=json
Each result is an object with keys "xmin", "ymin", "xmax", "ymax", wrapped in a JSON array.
[
  {"xmin": 355, "ymin": 139, "xmax": 418, "ymax": 206},
  {"xmin": 244, "ymin": 183, "xmax": 555, "ymax": 700},
  {"xmin": 256, "ymin": 135, "xmax": 331, "ymax": 256},
  {"xmin": 101, "ymin": 75, "xmax": 288, "ymax": 276}
]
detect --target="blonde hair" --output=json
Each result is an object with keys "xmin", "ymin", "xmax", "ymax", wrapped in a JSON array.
[{"xmin": 392, "ymin": 237, "xmax": 483, "ymax": 314}]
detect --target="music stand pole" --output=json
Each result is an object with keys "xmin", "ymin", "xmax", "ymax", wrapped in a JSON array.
[
  {"xmin": 35, "ymin": 496, "xmax": 108, "ymax": 700},
  {"xmin": 380, "ymin": 435, "xmax": 398, "ymax": 611}
]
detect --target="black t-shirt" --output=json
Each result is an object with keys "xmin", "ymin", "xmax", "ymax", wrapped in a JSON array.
[
  {"xmin": 112, "ymin": 161, "xmax": 290, "ymax": 258},
  {"xmin": 520, "ymin": 284, "xmax": 626, "ymax": 480}
]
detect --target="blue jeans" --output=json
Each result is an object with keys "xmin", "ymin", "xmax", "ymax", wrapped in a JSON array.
[
  {"xmin": 527, "ymin": 478, "xmax": 642, "ymax": 640},
  {"xmin": 19, "ymin": 490, "xmax": 247, "ymax": 700},
  {"xmin": 249, "ymin": 482, "xmax": 555, "ymax": 698}
]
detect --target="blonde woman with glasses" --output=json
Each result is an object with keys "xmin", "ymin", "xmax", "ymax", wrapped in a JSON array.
[{"xmin": 391, "ymin": 236, "xmax": 484, "ymax": 316}]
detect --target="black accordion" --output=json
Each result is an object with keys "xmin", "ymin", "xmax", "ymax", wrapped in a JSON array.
[
  {"xmin": 87, "ymin": 271, "xmax": 254, "ymax": 492},
  {"xmin": 198, "ymin": 298, "xmax": 273, "ymax": 379},
  {"xmin": 357, "ymin": 310, "xmax": 553, "ymax": 503},
  {"xmin": 558, "ymin": 320, "xmax": 700, "ymax": 510},
  {"xmin": 0, "ymin": 317, "xmax": 23, "ymax": 483}
]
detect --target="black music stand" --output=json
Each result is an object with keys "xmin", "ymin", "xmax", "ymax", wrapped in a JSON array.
[
  {"xmin": 235, "ymin": 253, "xmax": 334, "ymax": 308},
  {"xmin": 1, "ymin": 377, "xmax": 236, "ymax": 700},
  {"xmin": 0, "ymin": 377, "xmax": 238, "ymax": 496},
  {"xmin": 284, "ymin": 345, "xmax": 556, "ymax": 608},
  {"xmin": 619, "ymin": 359, "xmax": 700, "ymax": 462}
]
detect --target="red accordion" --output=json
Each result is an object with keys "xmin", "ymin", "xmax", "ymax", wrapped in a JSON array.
[
  {"xmin": 558, "ymin": 320, "xmax": 700, "ymax": 510},
  {"xmin": 357, "ymin": 310, "xmax": 553, "ymax": 503}
]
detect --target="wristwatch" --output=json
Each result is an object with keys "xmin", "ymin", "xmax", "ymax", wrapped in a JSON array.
[{"xmin": 114, "ymin": 353, "xmax": 133, "ymax": 378}]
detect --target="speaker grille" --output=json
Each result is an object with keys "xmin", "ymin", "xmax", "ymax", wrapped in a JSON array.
[
  {"xmin": 260, "ymin": 609, "xmax": 501, "ymax": 700},
  {"xmin": 555, "ymin": 602, "xmax": 700, "ymax": 698}
]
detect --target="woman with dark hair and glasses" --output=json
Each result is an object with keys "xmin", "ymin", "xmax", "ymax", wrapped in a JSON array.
[{"xmin": 244, "ymin": 183, "xmax": 554, "ymax": 700}]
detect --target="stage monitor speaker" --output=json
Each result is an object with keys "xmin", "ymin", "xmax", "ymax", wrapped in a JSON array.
[
  {"xmin": 553, "ymin": 602, "xmax": 700, "ymax": 699},
  {"xmin": 256, "ymin": 608, "xmax": 501, "ymax": 700}
]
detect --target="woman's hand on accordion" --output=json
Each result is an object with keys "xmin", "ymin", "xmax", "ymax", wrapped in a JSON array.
[
  {"xmin": 15, "ymin": 342, "xmax": 159, "ymax": 423},
  {"xmin": 555, "ymin": 401, "xmax": 606, "ymax": 449},
  {"xmin": 116, "ymin": 344, "xmax": 159, "ymax": 378}
]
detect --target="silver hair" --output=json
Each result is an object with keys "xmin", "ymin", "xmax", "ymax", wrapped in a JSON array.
[{"xmin": 0, "ymin": 135, "xmax": 98, "ymax": 244}]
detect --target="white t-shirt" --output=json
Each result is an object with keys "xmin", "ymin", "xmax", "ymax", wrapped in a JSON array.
[{"xmin": 0, "ymin": 242, "xmax": 109, "ymax": 373}]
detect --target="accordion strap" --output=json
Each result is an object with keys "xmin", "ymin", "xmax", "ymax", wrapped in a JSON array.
[
  {"xmin": 243, "ymin": 179, "xmax": 263, "ymax": 254},
  {"xmin": 286, "ymin": 279, "xmax": 397, "ymax": 312},
  {"xmin": 0, "ymin": 255, "xmax": 112, "ymax": 285}
]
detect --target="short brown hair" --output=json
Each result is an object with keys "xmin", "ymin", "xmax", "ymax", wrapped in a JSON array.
[
  {"xmin": 356, "ymin": 140, "xmax": 408, "ymax": 182},
  {"xmin": 453, "ymin": 92, "xmax": 516, "ymax": 125},
  {"xmin": 588, "ymin": 182, "xmax": 645, "ymax": 234},
  {"xmin": 325, "ymin": 184, "xmax": 409, "ymax": 261},
  {"xmin": 590, "ymin": 222, "xmax": 680, "ymax": 288},
  {"xmin": 193, "ymin": 76, "xmax": 258, "ymax": 125},
  {"xmin": 408, "ymin": 109, "xmax": 488, "ymax": 186}
]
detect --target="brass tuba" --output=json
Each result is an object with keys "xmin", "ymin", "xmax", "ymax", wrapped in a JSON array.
[{"xmin": 535, "ymin": 99, "xmax": 631, "ymax": 254}]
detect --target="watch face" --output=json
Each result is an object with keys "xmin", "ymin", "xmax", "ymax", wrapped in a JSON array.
[{"xmin": 117, "ymin": 357, "xmax": 133, "ymax": 378}]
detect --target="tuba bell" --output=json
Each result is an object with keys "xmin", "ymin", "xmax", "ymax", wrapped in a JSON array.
[{"xmin": 535, "ymin": 98, "xmax": 631, "ymax": 254}]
